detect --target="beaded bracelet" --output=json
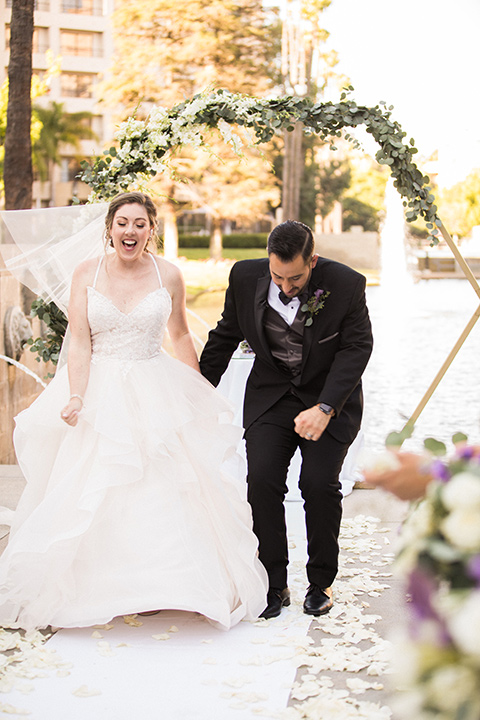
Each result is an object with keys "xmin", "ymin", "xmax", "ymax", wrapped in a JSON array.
[{"xmin": 70, "ymin": 394, "xmax": 84, "ymax": 406}]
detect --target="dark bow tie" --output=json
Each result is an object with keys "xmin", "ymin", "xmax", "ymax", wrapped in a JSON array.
[
  {"xmin": 278, "ymin": 289, "xmax": 308, "ymax": 305},
  {"xmin": 278, "ymin": 290, "xmax": 292, "ymax": 305}
]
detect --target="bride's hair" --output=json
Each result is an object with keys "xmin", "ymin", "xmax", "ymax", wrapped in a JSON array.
[{"xmin": 104, "ymin": 192, "xmax": 158, "ymax": 250}]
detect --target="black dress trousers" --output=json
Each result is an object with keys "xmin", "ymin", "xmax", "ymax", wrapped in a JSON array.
[{"xmin": 244, "ymin": 393, "xmax": 348, "ymax": 591}]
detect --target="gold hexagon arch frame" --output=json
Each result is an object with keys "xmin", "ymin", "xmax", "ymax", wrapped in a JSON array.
[{"xmin": 81, "ymin": 89, "xmax": 480, "ymax": 443}]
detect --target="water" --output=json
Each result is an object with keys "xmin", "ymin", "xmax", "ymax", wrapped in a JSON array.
[
  {"xmin": 363, "ymin": 177, "xmax": 480, "ymax": 453},
  {"xmin": 0, "ymin": 354, "xmax": 47, "ymax": 388},
  {"xmin": 186, "ymin": 277, "xmax": 480, "ymax": 455},
  {"xmin": 363, "ymin": 279, "xmax": 480, "ymax": 453},
  {"xmin": 5, "ymin": 223, "xmax": 479, "ymax": 456},
  {"xmin": 379, "ymin": 179, "xmax": 414, "ymax": 293}
]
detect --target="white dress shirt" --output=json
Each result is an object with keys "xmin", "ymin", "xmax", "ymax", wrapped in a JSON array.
[{"xmin": 267, "ymin": 280, "xmax": 301, "ymax": 326}]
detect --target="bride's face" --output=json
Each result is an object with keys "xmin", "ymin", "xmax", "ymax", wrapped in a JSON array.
[{"xmin": 110, "ymin": 203, "xmax": 151, "ymax": 260}]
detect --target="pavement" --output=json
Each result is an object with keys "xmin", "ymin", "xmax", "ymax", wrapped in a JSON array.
[{"xmin": 0, "ymin": 464, "xmax": 410, "ymax": 718}]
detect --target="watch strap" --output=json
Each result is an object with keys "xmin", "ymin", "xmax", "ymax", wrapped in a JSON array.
[{"xmin": 317, "ymin": 402, "xmax": 334, "ymax": 417}]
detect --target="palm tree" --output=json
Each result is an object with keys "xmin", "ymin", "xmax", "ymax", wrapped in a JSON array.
[
  {"xmin": 4, "ymin": 0, "xmax": 35, "ymax": 210},
  {"xmin": 32, "ymin": 101, "xmax": 97, "ymax": 205}
]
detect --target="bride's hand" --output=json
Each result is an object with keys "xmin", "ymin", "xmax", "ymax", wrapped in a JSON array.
[{"xmin": 61, "ymin": 397, "xmax": 83, "ymax": 426}]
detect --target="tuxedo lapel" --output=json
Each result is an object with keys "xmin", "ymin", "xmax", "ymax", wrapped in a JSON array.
[
  {"xmin": 254, "ymin": 274, "xmax": 273, "ymax": 360},
  {"xmin": 252, "ymin": 262, "xmax": 329, "ymax": 373},
  {"xmin": 301, "ymin": 264, "xmax": 327, "ymax": 371}
]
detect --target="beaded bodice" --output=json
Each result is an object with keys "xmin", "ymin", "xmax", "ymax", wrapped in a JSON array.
[{"xmin": 87, "ymin": 255, "xmax": 172, "ymax": 367}]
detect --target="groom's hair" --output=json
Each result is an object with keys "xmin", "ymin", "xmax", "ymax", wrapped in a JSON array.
[{"xmin": 267, "ymin": 220, "xmax": 315, "ymax": 263}]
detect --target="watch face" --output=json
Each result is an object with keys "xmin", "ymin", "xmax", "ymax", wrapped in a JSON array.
[{"xmin": 318, "ymin": 403, "xmax": 333, "ymax": 415}]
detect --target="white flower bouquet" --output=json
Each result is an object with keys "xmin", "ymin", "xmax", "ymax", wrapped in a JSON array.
[{"xmin": 396, "ymin": 443, "xmax": 480, "ymax": 720}]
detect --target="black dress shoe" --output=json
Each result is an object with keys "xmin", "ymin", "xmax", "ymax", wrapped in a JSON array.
[
  {"xmin": 303, "ymin": 585, "xmax": 333, "ymax": 616},
  {"xmin": 259, "ymin": 587, "xmax": 290, "ymax": 619}
]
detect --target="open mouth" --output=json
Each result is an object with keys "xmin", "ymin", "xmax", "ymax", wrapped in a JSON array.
[{"xmin": 122, "ymin": 239, "xmax": 137, "ymax": 249}]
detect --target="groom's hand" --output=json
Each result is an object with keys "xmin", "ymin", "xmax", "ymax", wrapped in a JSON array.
[{"xmin": 294, "ymin": 406, "xmax": 331, "ymax": 442}]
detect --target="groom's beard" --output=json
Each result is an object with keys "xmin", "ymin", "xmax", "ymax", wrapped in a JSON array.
[{"xmin": 281, "ymin": 271, "xmax": 312, "ymax": 299}]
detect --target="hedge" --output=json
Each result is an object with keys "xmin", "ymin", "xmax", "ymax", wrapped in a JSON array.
[{"xmin": 173, "ymin": 233, "xmax": 268, "ymax": 249}]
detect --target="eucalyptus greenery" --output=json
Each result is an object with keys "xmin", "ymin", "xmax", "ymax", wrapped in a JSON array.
[
  {"xmin": 80, "ymin": 87, "xmax": 441, "ymax": 242},
  {"xmin": 28, "ymin": 299, "xmax": 68, "ymax": 373},
  {"xmin": 30, "ymin": 88, "xmax": 441, "ymax": 366}
]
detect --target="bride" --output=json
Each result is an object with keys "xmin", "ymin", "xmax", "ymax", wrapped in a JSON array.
[{"xmin": 0, "ymin": 192, "xmax": 267, "ymax": 631}]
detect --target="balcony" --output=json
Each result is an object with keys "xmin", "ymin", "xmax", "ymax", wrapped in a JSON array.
[{"xmin": 61, "ymin": 0, "xmax": 104, "ymax": 16}]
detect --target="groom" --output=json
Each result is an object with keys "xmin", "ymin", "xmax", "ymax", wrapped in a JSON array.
[{"xmin": 200, "ymin": 220, "xmax": 373, "ymax": 618}]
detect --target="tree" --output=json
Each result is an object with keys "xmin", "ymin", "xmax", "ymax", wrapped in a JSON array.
[
  {"xmin": 101, "ymin": 0, "xmax": 280, "ymax": 257},
  {"xmin": 437, "ymin": 169, "xmax": 480, "ymax": 239},
  {"xmin": 280, "ymin": 0, "xmax": 341, "ymax": 221},
  {"xmin": 32, "ymin": 101, "xmax": 97, "ymax": 205},
  {"xmin": 83, "ymin": 90, "xmax": 440, "ymax": 243},
  {"xmin": 342, "ymin": 156, "xmax": 387, "ymax": 231},
  {"xmin": 275, "ymin": 135, "xmax": 353, "ymax": 229},
  {"xmin": 103, "ymin": 0, "xmax": 279, "ymax": 115},
  {"xmin": 314, "ymin": 157, "xmax": 351, "ymax": 225},
  {"xmin": 3, "ymin": 0, "xmax": 34, "ymax": 210},
  {"xmin": 0, "ymin": 64, "xmax": 61, "ymax": 201},
  {"xmin": 164, "ymin": 142, "xmax": 279, "ymax": 260}
]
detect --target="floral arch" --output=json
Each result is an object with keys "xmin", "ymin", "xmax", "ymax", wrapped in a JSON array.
[
  {"xmin": 81, "ymin": 89, "xmax": 440, "ymax": 236},
  {"xmin": 80, "ymin": 88, "xmax": 480, "ymax": 442}
]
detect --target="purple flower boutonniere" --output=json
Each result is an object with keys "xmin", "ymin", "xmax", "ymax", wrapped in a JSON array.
[{"xmin": 301, "ymin": 289, "xmax": 330, "ymax": 326}]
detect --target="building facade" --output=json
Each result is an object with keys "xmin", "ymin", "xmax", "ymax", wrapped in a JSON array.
[{"xmin": 1, "ymin": 0, "xmax": 115, "ymax": 206}]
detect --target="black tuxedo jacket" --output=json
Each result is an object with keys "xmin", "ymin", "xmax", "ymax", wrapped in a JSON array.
[{"xmin": 200, "ymin": 257, "xmax": 373, "ymax": 445}]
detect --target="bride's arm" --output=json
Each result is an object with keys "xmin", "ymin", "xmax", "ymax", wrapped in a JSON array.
[
  {"xmin": 61, "ymin": 263, "xmax": 93, "ymax": 426},
  {"xmin": 165, "ymin": 262, "xmax": 200, "ymax": 372}
]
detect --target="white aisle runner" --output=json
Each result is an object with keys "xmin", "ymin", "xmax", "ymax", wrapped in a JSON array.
[
  {"xmin": 1, "ymin": 502, "xmax": 313, "ymax": 720},
  {"xmin": 1, "ymin": 502, "xmax": 397, "ymax": 720}
]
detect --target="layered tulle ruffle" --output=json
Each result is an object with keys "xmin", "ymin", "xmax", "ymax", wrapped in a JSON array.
[{"xmin": 0, "ymin": 355, "xmax": 267, "ymax": 631}]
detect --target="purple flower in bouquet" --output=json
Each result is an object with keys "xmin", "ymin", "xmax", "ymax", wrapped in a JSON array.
[
  {"xmin": 407, "ymin": 569, "xmax": 451, "ymax": 644},
  {"xmin": 458, "ymin": 446, "xmax": 476, "ymax": 460},
  {"xmin": 429, "ymin": 458, "xmax": 451, "ymax": 483},
  {"xmin": 468, "ymin": 555, "xmax": 480, "ymax": 586},
  {"xmin": 396, "ymin": 442, "xmax": 480, "ymax": 719},
  {"xmin": 407, "ymin": 568, "xmax": 437, "ymax": 621},
  {"xmin": 301, "ymin": 289, "xmax": 330, "ymax": 327}
]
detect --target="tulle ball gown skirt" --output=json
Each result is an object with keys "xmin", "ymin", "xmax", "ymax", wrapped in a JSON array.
[{"xmin": 0, "ymin": 354, "xmax": 268, "ymax": 631}]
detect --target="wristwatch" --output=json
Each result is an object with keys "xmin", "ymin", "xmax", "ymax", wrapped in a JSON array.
[{"xmin": 317, "ymin": 402, "xmax": 335, "ymax": 417}]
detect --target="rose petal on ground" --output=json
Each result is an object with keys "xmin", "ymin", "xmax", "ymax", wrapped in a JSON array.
[{"xmin": 72, "ymin": 685, "xmax": 102, "ymax": 698}]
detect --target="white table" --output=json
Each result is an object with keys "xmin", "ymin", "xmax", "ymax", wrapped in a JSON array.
[{"xmin": 217, "ymin": 350, "xmax": 364, "ymax": 499}]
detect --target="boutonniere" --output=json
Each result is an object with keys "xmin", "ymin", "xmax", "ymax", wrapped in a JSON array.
[
  {"xmin": 301, "ymin": 289, "xmax": 330, "ymax": 326},
  {"xmin": 239, "ymin": 339, "xmax": 254, "ymax": 354}
]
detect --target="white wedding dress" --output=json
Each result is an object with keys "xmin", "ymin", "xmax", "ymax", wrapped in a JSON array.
[{"xmin": 0, "ymin": 255, "xmax": 268, "ymax": 631}]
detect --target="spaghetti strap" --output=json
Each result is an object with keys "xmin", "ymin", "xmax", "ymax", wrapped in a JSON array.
[
  {"xmin": 92, "ymin": 255, "xmax": 161, "ymax": 290},
  {"xmin": 150, "ymin": 253, "xmax": 163, "ymax": 288},
  {"xmin": 92, "ymin": 257, "xmax": 103, "ymax": 289}
]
